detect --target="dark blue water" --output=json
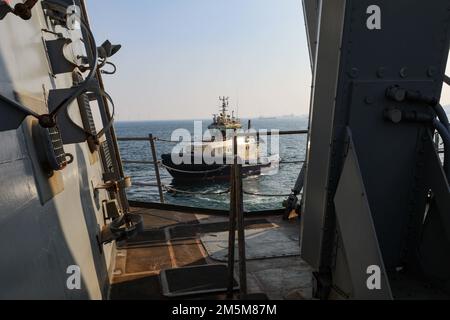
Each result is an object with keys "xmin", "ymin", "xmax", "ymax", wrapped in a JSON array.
[{"xmin": 115, "ymin": 117, "xmax": 308, "ymax": 211}]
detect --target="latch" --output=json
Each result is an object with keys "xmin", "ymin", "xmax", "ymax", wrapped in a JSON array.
[
  {"xmin": 95, "ymin": 176, "xmax": 132, "ymax": 193},
  {"xmin": 99, "ymin": 213, "xmax": 143, "ymax": 245},
  {"xmin": 32, "ymin": 123, "xmax": 74, "ymax": 174}
]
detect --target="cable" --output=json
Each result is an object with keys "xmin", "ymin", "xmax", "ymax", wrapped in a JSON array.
[
  {"xmin": 432, "ymin": 103, "xmax": 450, "ymax": 133},
  {"xmin": 46, "ymin": 4, "xmax": 98, "ymax": 119},
  {"xmin": 40, "ymin": 2, "xmax": 116, "ymax": 142},
  {"xmin": 433, "ymin": 118, "xmax": 450, "ymax": 180},
  {"xmin": 101, "ymin": 61, "xmax": 117, "ymax": 75},
  {"xmin": 164, "ymin": 185, "xmax": 230, "ymax": 196},
  {"xmin": 243, "ymin": 190, "xmax": 292, "ymax": 197},
  {"xmin": 1, "ymin": 1, "xmax": 100, "ymax": 130},
  {"xmin": 1, "ymin": 5, "xmax": 97, "ymax": 129},
  {"xmin": 444, "ymin": 75, "xmax": 450, "ymax": 86},
  {"xmin": 160, "ymin": 163, "xmax": 229, "ymax": 174},
  {"xmin": 65, "ymin": 87, "xmax": 115, "ymax": 140},
  {"xmin": 0, "ymin": 92, "xmax": 40, "ymax": 119}
]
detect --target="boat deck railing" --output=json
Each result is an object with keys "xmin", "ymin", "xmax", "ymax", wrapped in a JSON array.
[
  {"xmin": 117, "ymin": 130, "xmax": 309, "ymax": 206},
  {"xmin": 117, "ymin": 130, "xmax": 444, "ymax": 208},
  {"xmin": 118, "ymin": 129, "xmax": 310, "ymax": 296}
]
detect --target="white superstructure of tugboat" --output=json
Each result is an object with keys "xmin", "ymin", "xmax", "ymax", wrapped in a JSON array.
[{"xmin": 161, "ymin": 97, "xmax": 279, "ymax": 181}]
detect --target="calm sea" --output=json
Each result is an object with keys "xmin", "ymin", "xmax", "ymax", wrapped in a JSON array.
[{"xmin": 115, "ymin": 117, "xmax": 309, "ymax": 211}]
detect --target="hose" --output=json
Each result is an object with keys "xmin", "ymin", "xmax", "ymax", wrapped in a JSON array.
[
  {"xmin": 46, "ymin": 2, "xmax": 99, "ymax": 118},
  {"xmin": 1, "ymin": 2, "xmax": 98, "ymax": 130},
  {"xmin": 432, "ymin": 103, "xmax": 450, "ymax": 133},
  {"xmin": 433, "ymin": 118, "xmax": 450, "ymax": 181},
  {"xmin": 101, "ymin": 61, "xmax": 117, "ymax": 75},
  {"xmin": 444, "ymin": 75, "xmax": 450, "ymax": 86},
  {"xmin": 42, "ymin": 1, "xmax": 116, "ymax": 142},
  {"xmin": 65, "ymin": 87, "xmax": 116, "ymax": 140}
]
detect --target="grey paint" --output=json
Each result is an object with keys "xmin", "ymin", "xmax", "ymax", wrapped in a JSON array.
[
  {"xmin": 0, "ymin": 1, "xmax": 115, "ymax": 299},
  {"xmin": 200, "ymin": 227, "xmax": 300, "ymax": 262},
  {"xmin": 334, "ymin": 130, "xmax": 392, "ymax": 299},
  {"xmin": 301, "ymin": 0, "xmax": 450, "ymax": 299},
  {"xmin": 302, "ymin": 0, "xmax": 321, "ymax": 71},
  {"xmin": 418, "ymin": 135, "xmax": 450, "ymax": 291},
  {"xmin": 301, "ymin": 0, "xmax": 347, "ymax": 269}
]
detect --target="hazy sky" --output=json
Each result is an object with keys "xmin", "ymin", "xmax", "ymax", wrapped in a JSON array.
[
  {"xmin": 87, "ymin": 0, "xmax": 310, "ymax": 121},
  {"xmin": 86, "ymin": 1, "xmax": 450, "ymax": 121}
]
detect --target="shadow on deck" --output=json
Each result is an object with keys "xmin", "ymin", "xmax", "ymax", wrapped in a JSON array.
[{"xmin": 109, "ymin": 205, "xmax": 312, "ymax": 300}]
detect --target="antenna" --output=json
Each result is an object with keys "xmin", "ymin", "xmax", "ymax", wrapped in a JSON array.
[{"xmin": 236, "ymin": 89, "xmax": 240, "ymax": 119}]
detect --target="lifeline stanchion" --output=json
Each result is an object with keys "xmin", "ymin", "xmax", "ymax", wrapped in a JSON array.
[
  {"xmin": 227, "ymin": 157, "xmax": 237, "ymax": 298},
  {"xmin": 233, "ymin": 134, "xmax": 247, "ymax": 297},
  {"xmin": 118, "ymin": 132, "xmax": 308, "ymax": 207},
  {"xmin": 149, "ymin": 134, "xmax": 164, "ymax": 204}
]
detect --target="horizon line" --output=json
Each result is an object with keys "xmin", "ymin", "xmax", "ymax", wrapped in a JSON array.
[{"xmin": 115, "ymin": 114, "xmax": 309, "ymax": 123}]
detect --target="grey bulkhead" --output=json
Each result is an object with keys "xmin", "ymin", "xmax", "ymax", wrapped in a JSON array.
[
  {"xmin": 0, "ymin": 2, "xmax": 113, "ymax": 299},
  {"xmin": 301, "ymin": 0, "xmax": 450, "ymax": 299}
]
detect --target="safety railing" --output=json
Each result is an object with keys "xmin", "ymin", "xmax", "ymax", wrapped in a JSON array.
[
  {"xmin": 118, "ymin": 129, "xmax": 444, "ymax": 210},
  {"xmin": 118, "ymin": 129, "xmax": 308, "ymax": 295},
  {"xmin": 117, "ymin": 130, "xmax": 309, "ymax": 205}
]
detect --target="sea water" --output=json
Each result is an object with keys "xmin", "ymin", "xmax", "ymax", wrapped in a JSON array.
[{"xmin": 115, "ymin": 117, "xmax": 308, "ymax": 211}]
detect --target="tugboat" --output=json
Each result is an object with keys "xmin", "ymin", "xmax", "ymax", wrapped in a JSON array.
[{"xmin": 161, "ymin": 97, "xmax": 279, "ymax": 181}]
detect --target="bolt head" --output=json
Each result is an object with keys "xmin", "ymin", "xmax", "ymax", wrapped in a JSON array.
[
  {"xmin": 385, "ymin": 109, "xmax": 402, "ymax": 123},
  {"xmin": 427, "ymin": 66, "xmax": 436, "ymax": 77},
  {"xmin": 349, "ymin": 67, "xmax": 359, "ymax": 78},
  {"xmin": 400, "ymin": 67, "xmax": 408, "ymax": 78},
  {"xmin": 365, "ymin": 97, "xmax": 375, "ymax": 105},
  {"xmin": 377, "ymin": 67, "xmax": 386, "ymax": 78}
]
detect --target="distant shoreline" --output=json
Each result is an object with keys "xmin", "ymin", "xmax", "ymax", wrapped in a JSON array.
[{"xmin": 115, "ymin": 115, "xmax": 309, "ymax": 123}]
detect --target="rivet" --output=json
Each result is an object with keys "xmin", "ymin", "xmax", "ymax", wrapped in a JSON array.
[
  {"xmin": 365, "ymin": 96, "xmax": 375, "ymax": 105},
  {"xmin": 400, "ymin": 67, "xmax": 408, "ymax": 78},
  {"xmin": 377, "ymin": 67, "xmax": 386, "ymax": 78},
  {"xmin": 349, "ymin": 67, "xmax": 359, "ymax": 78},
  {"xmin": 427, "ymin": 66, "xmax": 437, "ymax": 77}
]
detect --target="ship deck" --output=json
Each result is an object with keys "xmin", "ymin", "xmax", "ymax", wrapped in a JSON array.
[{"xmin": 109, "ymin": 205, "xmax": 312, "ymax": 300}]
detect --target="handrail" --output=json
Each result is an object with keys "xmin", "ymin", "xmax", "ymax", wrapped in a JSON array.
[
  {"xmin": 123, "ymin": 160, "xmax": 158, "ymax": 165},
  {"xmin": 237, "ymin": 129, "xmax": 309, "ymax": 137},
  {"xmin": 117, "ymin": 129, "xmax": 309, "ymax": 142},
  {"xmin": 118, "ymin": 137, "xmax": 153, "ymax": 141},
  {"xmin": 116, "ymin": 130, "xmax": 309, "ymax": 206}
]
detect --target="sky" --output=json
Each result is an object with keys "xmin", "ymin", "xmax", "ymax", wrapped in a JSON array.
[
  {"xmin": 86, "ymin": 0, "xmax": 311, "ymax": 121},
  {"xmin": 86, "ymin": 1, "xmax": 450, "ymax": 121}
]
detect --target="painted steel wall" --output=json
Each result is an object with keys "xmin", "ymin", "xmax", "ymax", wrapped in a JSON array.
[{"xmin": 0, "ymin": 1, "xmax": 114, "ymax": 299}]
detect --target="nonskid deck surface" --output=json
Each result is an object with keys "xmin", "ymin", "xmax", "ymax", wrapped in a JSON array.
[{"xmin": 109, "ymin": 206, "xmax": 312, "ymax": 300}]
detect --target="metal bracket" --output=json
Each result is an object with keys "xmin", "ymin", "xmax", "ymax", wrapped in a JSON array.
[
  {"xmin": 94, "ymin": 176, "xmax": 132, "ymax": 193},
  {"xmin": 444, "ymin": 75, "xmax": 450, "ymax": 86},
  {"xmin": 47, "ymin": 79, "xmax": 99, "ymax": 144},
  {"xmin": 99, "ymin": 213, "xmax": 143, "ymax": 245},
  {"xmin": 418, "ymin": 134, "xmax": 450, "ymax": 292},
  {"xmin": 0, "ymin": 0, "xmax": 39, "ymax": 21},
  {"xmin": 0, "ymin": 94, "xmax": 30, "ymax": 131},
  {"xmin": 44, "ymin": 38, "xmax": 77, "ymax": 75},
  {"xmin": 334, "ymin": 128, "xmax": 393, "ymax": 299}
]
